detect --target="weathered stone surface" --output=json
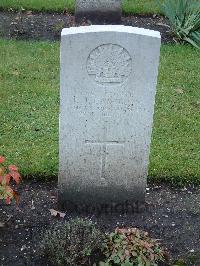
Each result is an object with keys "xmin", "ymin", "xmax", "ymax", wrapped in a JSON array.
[
  {"xmin": 59, "ymin": 25, "xmax": 161, "ymax": 214},
  {"xmin": 75, "ymin": 0, "xmax": 122, "ymax": 24}
]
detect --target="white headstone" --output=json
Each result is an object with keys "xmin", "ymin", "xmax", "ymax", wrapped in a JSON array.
[
  {"xmin": 59, "ymin": 25, "xmax": 161, "ymax": 214},
  {"xmin": 75, "ymin": 0, "xmax": 122, "ymax": 24}
]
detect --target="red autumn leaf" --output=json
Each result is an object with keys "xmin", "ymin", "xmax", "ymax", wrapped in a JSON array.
[
  {"xmin": 9, "ymin": 165, "xmax": 18, "ymax": 172},
  {"xmin": 10, "ymin": 171, "xmax": 20, "ymax": 184},
  {"xmin": 0, "ymin": 156, "xmax": 5, "ymax": 164},
  {"xmin": 6, "ymin": 196, "xmax": 11, "ymax": 205},
  {"xmin": 5, "ymin": 174, "xmax": 11, "ymax": 185},
  {"xmin": 13, "ymin": 191, "xmax": 20, "ymax": 205}
]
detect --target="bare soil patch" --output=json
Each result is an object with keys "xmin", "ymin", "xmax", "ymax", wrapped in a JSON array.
[
  {"xmin": 0, "ymin": 11, "xmax": 173, "ymax": 43},
  {"xmin": 0, "ymin": 180, "xmax": 200, "ymax": 265}
]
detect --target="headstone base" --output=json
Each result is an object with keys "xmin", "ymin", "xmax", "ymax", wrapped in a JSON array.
[
  {"xmin": 75, "ymin": 0, "xmax": 122, "ymax": 24},
  {"xmin": 58, "ymin": 183, "xmax": 145, "ymax": 215},
  {"xmin": 75, "ymin": 9, "xmax": 122, "ymax": 24}
]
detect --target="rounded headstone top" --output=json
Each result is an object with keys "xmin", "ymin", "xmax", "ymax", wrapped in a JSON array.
[{"xmin": 61, "ymin": 25, "xmax": 161, "ymax": 39}]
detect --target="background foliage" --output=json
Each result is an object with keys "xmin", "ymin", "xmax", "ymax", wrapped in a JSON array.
[
  {"xmin": 0, "ymin": 0, "xmax": 161, "ymax": 15},
  {"xmin": 41, "ymin": 218, "xmax": 104, "ymax": 265},
  {"xmin": 161, "ymin": 0, "xmax": 200, "ymax": 48}
]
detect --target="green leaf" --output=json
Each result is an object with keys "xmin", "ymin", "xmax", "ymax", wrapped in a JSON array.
[
  {"xmin": 122, "ymin": 261, "xmax": 134, "ymax": 266},
  {"xmin": 161, "ymin": 0, "xmax": 200, "ymax": 48}
]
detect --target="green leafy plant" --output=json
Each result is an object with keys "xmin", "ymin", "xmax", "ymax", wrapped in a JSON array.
[
  {"xmin": 102, "ymin": 227, "xmax": 168, "ymax": 266},
  {"xmin": 0, "ymin": 156, "xmax": 21, "ymax": 204},
  {"xmin": 41, "ymin": 218, "xmax": 105, "ymax": 266},
  {"xmin": 161, "ymin": 0, "xmax": 200, "ymax": 48}
]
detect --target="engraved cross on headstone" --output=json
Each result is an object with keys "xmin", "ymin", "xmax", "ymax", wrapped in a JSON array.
[{"xmin": 85, "ymin": 118, "xmax": 125, "ymax": 181}]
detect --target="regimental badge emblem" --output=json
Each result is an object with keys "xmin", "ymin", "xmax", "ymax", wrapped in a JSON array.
[{"xmin": 87, "ymin": 44, "xmax": 132, "ymax": 85}]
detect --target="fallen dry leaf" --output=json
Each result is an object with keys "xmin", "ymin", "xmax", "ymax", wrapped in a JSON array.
[
  {"xmin": 11, "ymin": 70, "xmax": 20, "ymax": 76},
  {"xmin": 49, "ymin": 209, "xmax": 66, "ymax": 218},
  {"xmin": 26, "ymin": 11, "xmax": 33, "ymax": 17},
  {"xmin": 157, "ymin": 22, "xmax": 170, "ymax": 28},
  {"xmin": 175, "ymin": 88, "xmax": 184, "ymax": 94},
  {"xmin": 0, "ymin": 222, "xmax": 5, "ymax": 228},
  {"xmin": 31, "ymin": 199, "xmax": 35, "ymax": 210}
]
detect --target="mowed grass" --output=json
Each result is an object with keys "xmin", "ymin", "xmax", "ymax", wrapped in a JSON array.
[
  {"xmin": 0, "ymin": 40, "xmax": 199, "ymax": 184},
  {"xmin": 0, "ymin": 40, "xmax": 59, "ymax": 179},
  {"xmin": 0, "ymin": 0, "xmax": 161, "ymax": 15}
]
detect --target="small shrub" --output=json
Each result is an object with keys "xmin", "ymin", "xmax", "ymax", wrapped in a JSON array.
[
  {"xmin": 161, "ymin": 0, "xmax": 200, "ymax": 48},
  {"xmin": 0, "ymin": 156, "xmax": 21, "ymax": 205},
  {"xmin": 41, "ymin": 218, "xmax": 105, "ymax": 266},
  {"xmin": 103, "ymin": 227, "xmax": 167, "ymax": 266}
]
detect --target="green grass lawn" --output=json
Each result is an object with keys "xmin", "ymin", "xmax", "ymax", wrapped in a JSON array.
[
  {"xmin": 0, "ymin": 40, "xmax": 199, "ymax": 184},
  {"xmin": 0, "ymin": 0, "xmax": 161, "ymax": 15}
]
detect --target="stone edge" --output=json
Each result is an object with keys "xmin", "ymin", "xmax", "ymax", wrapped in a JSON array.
[{"xmin": 61, "ymin": 25, "xmax": 161, "ymax": 39}]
